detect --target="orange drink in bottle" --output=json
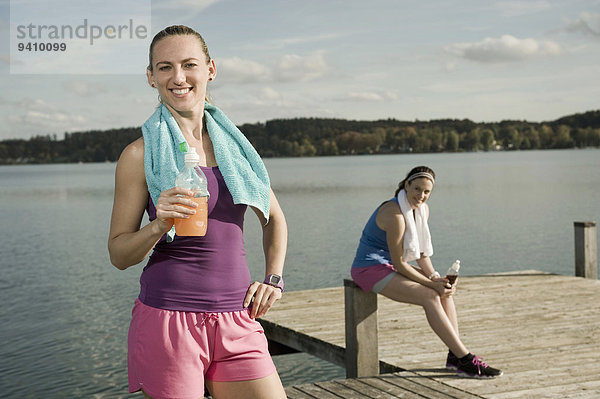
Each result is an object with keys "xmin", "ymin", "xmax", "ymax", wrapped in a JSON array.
[
  {"xmin": 174, "ymin": 147, "xmax": 210, "ymax": 237},
  {"xmin": 174, "ymin": 196, "xmax": 208, "ymax": 236}
]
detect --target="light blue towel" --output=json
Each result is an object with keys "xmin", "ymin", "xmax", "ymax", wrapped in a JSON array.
[
  {"xmin": 142, "ymin": 103, "xmax": 271, "ymax": 241},
  {"xmin": 204, "ymin": 102, "xmax": 271, "ymax": 221}
]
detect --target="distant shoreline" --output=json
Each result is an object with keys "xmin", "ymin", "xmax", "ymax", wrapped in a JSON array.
[{"xmin": 1, "ymin": 110, "xmax": 598, "ymax": 165}]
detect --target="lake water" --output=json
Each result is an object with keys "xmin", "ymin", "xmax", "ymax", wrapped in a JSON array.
[{"xmin": 1, "ymin": 149, "xmax": 599, "ymax": 398}]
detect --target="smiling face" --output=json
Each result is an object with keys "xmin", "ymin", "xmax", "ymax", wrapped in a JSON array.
[
  {"xmin": 146, "ymin": 34, "xmax": 216, "ymax": 115},
  {"xmin": 404, "ymin": 177, "xmax": 434, "ymax": 209}
]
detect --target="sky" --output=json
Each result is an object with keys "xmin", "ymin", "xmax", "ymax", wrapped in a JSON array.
[{"xmin": 1, "ymin": 0, "xmax": 599, "ymax": 140}]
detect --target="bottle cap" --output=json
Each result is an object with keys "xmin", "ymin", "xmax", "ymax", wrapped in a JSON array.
[
  {"xmin": 184, "ymin": 147, "xmax": 200, "ymax": 164},
  {"xmin": 453, "ymin": 260, "xmax": 460, "ymax": 272}
]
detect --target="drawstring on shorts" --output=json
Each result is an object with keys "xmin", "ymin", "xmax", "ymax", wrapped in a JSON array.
[{"xmin": 198, "ymin": 313, "xmax": 220, "ymax": 326}]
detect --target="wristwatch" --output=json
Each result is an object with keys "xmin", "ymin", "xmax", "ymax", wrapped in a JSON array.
[{"xmin": 264, "ymin": 274, "xmax": 284, "ymax": 292}]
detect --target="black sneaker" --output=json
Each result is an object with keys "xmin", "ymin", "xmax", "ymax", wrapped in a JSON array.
[
  {"xmin": 456, "ymin": 354, "xmax": 503, "ymax": 378},
  {"xmin": 446, "ymin": 351, "xmax": 459, "ymax": 371}
]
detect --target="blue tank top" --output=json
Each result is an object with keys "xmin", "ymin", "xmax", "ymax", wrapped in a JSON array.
[
  {"xmin": 351, "ymin": 198, "xmax": 399, "ymax": 268},
  {"xmin": 139, "ymin": 166, "xmax": 251, "ymax": 313}
]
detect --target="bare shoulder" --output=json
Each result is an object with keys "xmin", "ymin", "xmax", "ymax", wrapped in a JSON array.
[
  {"xmin": 115, "ymin": 137, "xmax": 146, "ymax": 185},
  {"xmin": 119, "ymin": 137, "xmax": 144, "ymax": 163},
  {"xmin": 378, "ymin": 200, "xmax": 403, "ymax": 218},
  {"xmin": 376, "ymin": 200, "xmax": 405, "ymax": 232}
]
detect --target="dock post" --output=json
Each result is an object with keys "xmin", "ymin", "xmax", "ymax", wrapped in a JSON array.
[
  {"xmin": 344, "ymin": 279, "xmax": 379, "ymax": 378},
  {"xmin": 574, "ymin": 222, "xmax": 597, "ymax": 279}
]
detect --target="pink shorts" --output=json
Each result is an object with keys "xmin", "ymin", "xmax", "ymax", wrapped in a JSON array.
[
  {"xmin": 128, "ymin": 299, "xmax": 276, "ymax": 399},
  {"xmin": 351, "ymin": 263, "xmax": 397, "ymax": 293}
]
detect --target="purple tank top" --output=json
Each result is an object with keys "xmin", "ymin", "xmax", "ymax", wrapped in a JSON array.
[{"xmin": 139, "ymin": 166, "xmax": 250, "ymax": 312}]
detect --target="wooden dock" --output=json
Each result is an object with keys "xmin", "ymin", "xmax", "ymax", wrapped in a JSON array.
[
  {"xmin": 259, "ymin": 272, "xmax": 600, "ymax": 398},
  {"xmin": 286, "ymin": 370, "xmax": 484, "ymax": 399}
]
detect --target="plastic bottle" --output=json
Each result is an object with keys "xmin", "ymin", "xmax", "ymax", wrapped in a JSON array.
[
  {"xmin": 445, "ymin": 260, "xmax": 460, "ymax": 285},
  {"xmin": 173, "ymin": 148, "xmax": 209, "ymax": 236}
]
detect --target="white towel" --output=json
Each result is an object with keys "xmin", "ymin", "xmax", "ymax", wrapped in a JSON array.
[{"xmin": 397, "ymin": 189, "xmax": 433, "ymax": 261}]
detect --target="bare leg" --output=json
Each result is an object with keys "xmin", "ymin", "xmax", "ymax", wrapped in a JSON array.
[
  {"xmin": 414, "ymin": 267, "xmax": 460, "ymax": 336},
  {"xmin": 206, "ymin": 372, "xmax": 286, "ymax": 399},
  {"xmin": 441, "ymin": 296, "xmax": 459, "ymax": 335},
  {"xmin": 379, "ymin": 273, "xmax": 468, "ymax": 358}
]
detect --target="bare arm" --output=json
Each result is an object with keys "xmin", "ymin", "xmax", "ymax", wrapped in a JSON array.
[
  {"xmin": 416, "ymin": 256, "xmax": 436, "ymax": 278},
  {"xmin": 257, "ymin": 189, "xmax": 287, "ymax": 278},
  {"xmin": 107, "ymin": 138, "xmax": 197, "ymax": 270},
  {"xmin": 245, "ymin": 189, "xmax": 288, "ymax": 318}
]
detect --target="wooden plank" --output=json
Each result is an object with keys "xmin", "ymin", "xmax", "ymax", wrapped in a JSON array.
[
  {"xmin": 291, "ymin": 382, "xmax": 345, "ymax": 399},
  {"xmin": 284, "ymin": 386, "xmax": 319, "ymax": 399},
  {"xmin": 267, "ymin": 339, "xmax": 300, "ymax": 355},
  {"xmin": 575, "ymin": 221, "xmax": 598, "ymax": 279},
  {"xmin": 380, "ymin": 274, "xmax": 600, "ymax": 398},
  {"xmin": 260, "ymin": 318, "xmax": 346, "ymax": 367},
  {"xmin": 316, "ymin": 380, "xmax": 372, "ymax": 398},
  {"xmin": 351, "ymin": 376, "xmax": 430, "ymax": 398},
  {"xmin": 287, "ymin": 372, "xmax": 485, "ymax": 399},
  {"xmin": 336, "ymin": 378, "xmax": 398, "ymax": 398},
  {"xmin": 265, "ymin": 273, "xmax": 600, "ymax": 398},
  {"xmin": 344, "ymin": 278, "xmax": 379, "ymax": 377},
  {"xmin": 489, "ymin": 379, "xmax": 600, "ymax": 399},
  {"xmin": 379, "ymin": 372, "xmax": 482, "ymax": 399}
]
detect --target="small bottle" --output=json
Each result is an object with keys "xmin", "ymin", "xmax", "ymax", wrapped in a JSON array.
[
  {"xmin": 445, "ymin": 260, "xmax": 460, "ymax": 286},
  {"xmin": 174, "ymin": 148, "xmax": 209, "ymax": 236}
]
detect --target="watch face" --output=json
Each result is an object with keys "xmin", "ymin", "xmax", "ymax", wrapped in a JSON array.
[{"xmin": 269, "ymin": 275, "xmax": 281, "ymax": 285}]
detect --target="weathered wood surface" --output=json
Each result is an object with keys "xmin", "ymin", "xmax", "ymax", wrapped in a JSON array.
[
  {"xmin": 286, "ymin": 371, "xmax": 484, "ymax": 399},
  {"xmin": 575, "ymin": 222, "xmax": 598, "ymax": 279},
  {"xmin": 260, "ymin": 272, "xmax": 600, "ymax": 398},
  {"xmin": 344, "ymin": 278, "xmax": 380, "ymax": 377}
]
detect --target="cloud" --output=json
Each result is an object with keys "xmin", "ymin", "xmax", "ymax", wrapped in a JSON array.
[
  {"xmin": 17, "ymin": 110, "xmax": 86, "ymax": 128},
  {"xmin": 494, "ymin": 1, "xmax": 552, "ymax": 17},
  {"xmin": 444, "ymin": 60, "xmax": 458, "ymax": 72},
  {"xmin": 5, "ymin": 98, "xmax": 87, "ymax": 134},
  {"xmin": 276, "ymin": 32, "xmax": 347, "ymax": 47},
  {"xmin": 214, "ymin": 51, "xmax": 335, "ymax": 86},
  {"xmin": 247, "ymin": 32, "xmax": 349, "ymax": 52},
  {"xmin": 24, "ymin": 98, "xmax": 49, "ymax": 109},
  {"xmin": 445, "ymin": 34, "xmax": 562, "ymax": 63},
  {"xmin": 259, "ymin": 87, "xmax": 282, "ymax": 101},
  {"xmin": 214, "ymin": 56, "xmax": 270, "ymax": 85},
  {"xmin": 62, "ymin": 80, "xmax": 107, "ymax": 97},
  {"xmin": 565, "ymin": 12, "xmax": 600, "ymax": 39},
  {"xmin": 149, "ymin": 0, "xmax": 221, "ymax": 27},
  {"xmin": 250, "ymin": 87, "xmax": 295, "ymax": 109},
  {"xmin": 273, "ymin": 51, "xmax": 332, "ymax": 82},
  {"xmin": 341, "ymin": 91, "xmax": 398, "ymax": 102},
  {"xmin": 151, "ymin": 0, "xmax": 219, "ymax": 13}
]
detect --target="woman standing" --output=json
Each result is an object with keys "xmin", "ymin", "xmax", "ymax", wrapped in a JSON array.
[
  {"xmin": 351, "ymin": 166, "xmax": 501, "ymax": 379},
  {"xmin": 108, "ymin": 25, "xmax": 288, "ymax": 398}
]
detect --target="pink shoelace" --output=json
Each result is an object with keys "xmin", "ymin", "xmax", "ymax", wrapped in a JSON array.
[{"xmin": 471, "ymin": 355, "xmax": 489, "ymax": 374}]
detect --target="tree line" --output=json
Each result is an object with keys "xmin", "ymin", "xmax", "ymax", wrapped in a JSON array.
[{"xmin": 1, "ymin": 110, "xmax": 599, "ymax": 164}]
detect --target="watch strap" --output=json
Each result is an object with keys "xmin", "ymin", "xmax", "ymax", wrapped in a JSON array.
[{"xmin": 264, "ymin": 274, "xmax": 284, "ymax": 292}]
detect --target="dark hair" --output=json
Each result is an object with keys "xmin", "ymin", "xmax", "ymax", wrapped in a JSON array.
[
  {"xmin": 394, "ymin": 166, "xmax": 436, "ymax": 197},
  {"xmin": 147, "ymin": 25, "xmax": 211, "ymax": 72}
]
